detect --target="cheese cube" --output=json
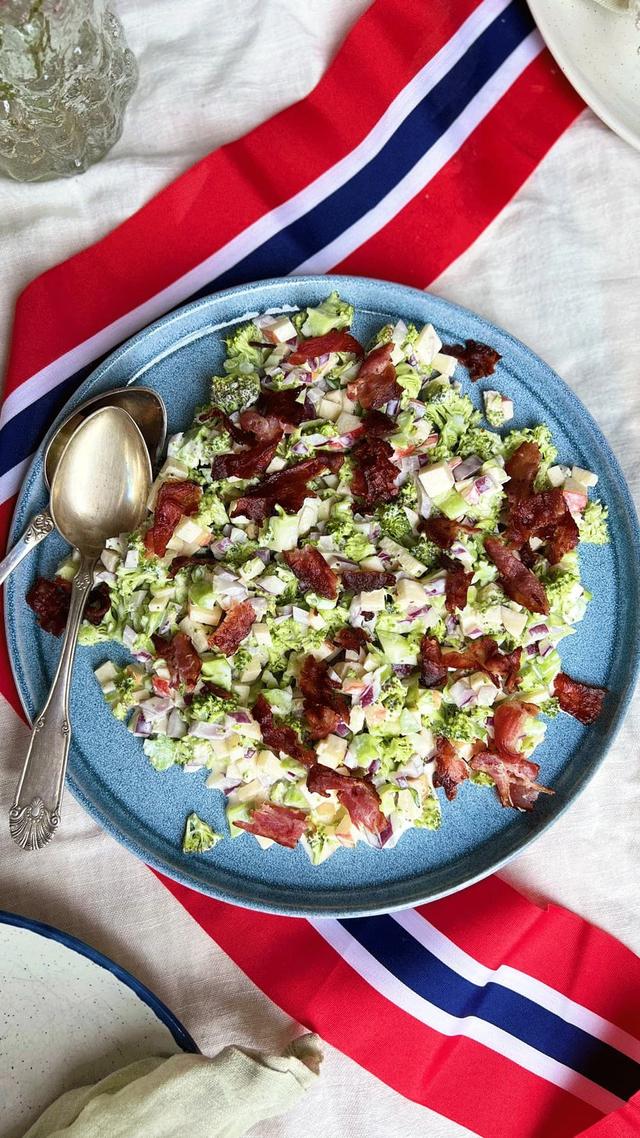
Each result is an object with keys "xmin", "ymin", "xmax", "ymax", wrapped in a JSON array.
[
  {"xmin": 253, "ymin": 623, "xmax": 272, "ymax": 647},
  {"xmin": 396, "ymin": 578, "xmax": 428, "ymax": 610},
  {"xmin": 431, "ymin": 352, "xmax": 457, "ymax": 378},
  {"xmin": 262, "ymin": 315, "xmax": 297, "ymax": 344},
  {"xmin": 418, "ymin": 461, "xmax": 454, "ymax": 499},
  {"xmin": 316, "ymin": 734, "xmax": 348, "ymax": 769},
  {"xmin": 173, "ymin": 517, "xmax": 210, "ymax": 545},
  {"xmin": 547, "ymin": 465, "xmax": 569, "ymax": 488},
  {"xmin": 266, "ymin": 455, "xmax": 287, "ymax": 474},
  {"xmin": 188, "ymin": 602, "xmax": 221, "ymax": 626},
  {"xmin": 100, "ymin": 548, "xmax": 120, "ymax": 573},
  {"xmin": 95, "ymin": 661, "xmax": 119, "ymax": 685},
  {"xmin": 570, "ymin": 465, "xmax": 598, "ymax": 489},
  {"xmin": 501, "ymin": 605, "xmax": 528, "ymax": 638},
  {"xmin": 357, "ymin": 589, "xmax": 386, "ymax": 613},
  {"xmin": 318, "ymin": 397, "xmax": 342, "ymax": 421},
  {"xmin": 414, "ymin": 323, "xmax": 442, "ymax": 366},
  {"xmin": 235, "ymin": 779, "xmax": 264, "ymax": 803},
  {"xmin": 336, "ymin": 411, "xmax": 362, "ymax": 435}
]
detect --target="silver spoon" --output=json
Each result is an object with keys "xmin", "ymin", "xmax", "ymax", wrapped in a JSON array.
[
  {"xmin": 9, "ymin": 407, "xmax": 152, "ymax": 851},
  {"xmin": 0, "ymin": 387, "xmax": 165, "ymax": 587}
]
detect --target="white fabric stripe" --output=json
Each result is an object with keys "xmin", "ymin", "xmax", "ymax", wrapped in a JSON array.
[
  {"xmin": 309, "ymin": 918, "xmax": 625, "ymax": 1116},
  {"xmin": 0, "ymin": 0, "xmax": 513, "ymax": 436},
  {"xmin": 0, "ymin": 457, "xmax": 32, "ymax": 508},
  {"xmin": 295, "ymin": 30, "xmax": 543, "ymax": 274},
  {"xmin": 393, "ymin": 909, "xmax": 640, "ymax": 1064}
]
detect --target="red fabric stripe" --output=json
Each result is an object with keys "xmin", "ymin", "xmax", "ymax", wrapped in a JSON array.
[
  {"xmin": 577, "ymin": 1093, "xmax": 640, "ymax": 1137},
  {"xmin": 2, "ymin": 0, "xmax": 482, "ymax": 397},
  {"xmin": 334, "ymin": 49, "xmax": 583, "ymax": 284},
  {"xmin": 422, "ymin": 877, "xmax": 640, "ymax": 1039},
  {"xmin": 158, "ymin": 871, "xmax": 601, "ymax": 1138}
]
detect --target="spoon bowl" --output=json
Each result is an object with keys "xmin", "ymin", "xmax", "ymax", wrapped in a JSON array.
[
  {"xmin": 44, "ymin": 386, "xmax": 166, "ymax": 488},
  {"xmin": 10, "ymin": 406, "xmax": 152, "ymax": 851},
  {"xmin": 0, "ymin": 386, "xmax": 165, "ymax": 588},
  {"xmin": 50, "ymin": 405, "xmax": 153, "ymax": 554}
]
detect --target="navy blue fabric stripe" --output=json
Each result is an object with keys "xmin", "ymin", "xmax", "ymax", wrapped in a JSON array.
[
  {"xmin": 0, "ymin": 0, "xmax": 533, "ymax": 481},
  {"xmin": 340, "ymin": 916, "xmax": 640, "ymax": 1101},
  {"xmin": 189, "ymin": 0, "xmax": 534, "ymax": 296}
]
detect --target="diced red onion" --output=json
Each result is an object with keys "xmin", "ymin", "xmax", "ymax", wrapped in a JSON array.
[
  {"xmin": 423, "ymin": 575, "xmax": 446, "ymax": 596},
  {"xmin": 167, "ymin": 709, "xmax": 187, "ymax": 739},
  {"xmin": 454, "ymin": 455, "xmax": 483, "ymax": 481},
  {"xmin": 228, "ymin": 709, "xmax": 252, "ymax": 725},
  {"xmin": 529, "ymin": 623, "xmax": 549, "ymax": 640},
  {"xmin": 334, "ymin": 721, "xmax": 350, "ymax": 738},
  {"xmin": 130, "ymin": 711, "xmax": 152, "ymax": 737},
  {"xmin": 141, "ymin": 696, "xmax": 173, "ymax": 721},
  {"xmin": 386, "ymin": 399, "xmax": 400, "ymax": 416},
  {"xmin": 188, "ymin": 720, "xmax": 229, "ymax": 739},
  {"xmin": 538, "ymin": 639, "xmax": 554, "ymax": 658},
  {"xmin": 133, "ymin": 648, "xmax": 153, "ymax": 664},
  {"xmin": 525, "ymin": 644, "xmax": 537, "ymax": 657},
  {"xmin": 474, "ymin": 475, "xmax": 494, "ymax": 495},
  {"xmin": 400, "ymin": 455, "xmax": 420, "ymax": 474}
]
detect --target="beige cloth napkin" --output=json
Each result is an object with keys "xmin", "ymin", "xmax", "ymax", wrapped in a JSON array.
[
  {"xmin": 23, "ymin": 1035, "xmax": 322, "ymax": 1138},
  {"xmin": 591, "ymin": 0, "xmax": 637, "ymax": 12}
]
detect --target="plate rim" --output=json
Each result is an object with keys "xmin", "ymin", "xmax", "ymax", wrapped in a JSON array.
[
  {"xmin": 527, "ymin": 0, "xmax": 640, "ymax": 152},
  {"xmin": 0, "ymin": 909, "xmax": 199, "ymax": 1053},
  {"xmin": 6, "ymin": 273, "xmax": 640, "ymax": 917}
]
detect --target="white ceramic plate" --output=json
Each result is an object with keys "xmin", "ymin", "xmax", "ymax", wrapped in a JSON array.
[
  {"xmin": 0, "ymin": 912, "xmax": 197, "ymax": 1138},
  {"xmin": 528, "ymin": 0, "xmax": 640, "ymax": 150}
]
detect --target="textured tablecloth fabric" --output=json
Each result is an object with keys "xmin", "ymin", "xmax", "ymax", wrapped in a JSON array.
[{"xmin": 0, "ymin": 3, "xmax": 638, "ymax": 1138}]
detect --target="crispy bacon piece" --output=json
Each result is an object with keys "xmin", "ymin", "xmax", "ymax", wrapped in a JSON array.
[
  {"xmin": 27, "ymin": 577, "xmax": 110, "ymax": 636},
  {"xmin": 211, "ymin": 437, "xmax": 280, "ymax": 480},
  {"xmin": 432, "ymin": 736, "xmax": 469, "ymax": 801},
  {"xmin": 443, "ymin": 558, "xmax": 472, "ymax": 613},
  {"xmin": 307, "ymin": 763, "xmax": 386, "ymax": 834},
  {"xmin": 283, "ymin": 546, "xmax": 338, "ymax": 599},
  {"xmin": 340, "ymin": 568, "xmax": 396, "ymax": 592},
  {"xmin": 442, "ymin": 339, "xmax": 501, "ymax": 381},
  {"xmin": 362, "ymin": 409, "xmax": 395, "ymax": 437},
  {"xmin": 440, "ymin": 636, "xmax": 521, "ymax": 692},
  {"xmin": 235, "ymin": 802, "xmax": 308, "ymax": 849},
  {"xmin": 419, "ymin": 635, "xmax": 447, "ymax": 688},
  {"xmin": 304, "ymin": 703, "xmax": 341, "ymax": 741},
  {"xmin": 419, "ymin": 517, "xmax": 470, "ymax": 550},
  {"xmin": 554, "ymin": 672, "xmax": 607, "ymax": 725},
  {"xmin": 347, "ymin": 343, "xmax": 401, "ymax": 410},
  {"xmin": 208, "ymin": 600, "xmax": 256, "ymax": 656},
  {"xmin": 232, "ymin": 454, "xmax": 343, "ymax": 522},
  {"xmin": 300, "ymin": 655, "xmax": 348, "ymax": 741},
  {"xmin": 492, "ymin": 699, "xmax": 540, "ymax": 761},
  {"xmin": 505, "ymin": 488, "xmax": 566, "ymax": 545},
  {"xmin": 238, "ymin": 388, "xmax": 310, "ymax": 443},
  {"xmin": 544, "ymin": 511, "xmax": 580, "ymax": 565},
  {"xmin": 255, "ymin": 386, "xmax": 309, "ymax": 427},
  {"xmin": 484, "ymin": 537, "xmax": 549, "ymax": 614},
  {"xmin": 300, "ymin": 655, "xmax": 348, "ymax": 716},
  {"xmin": 235, "ymin": 410, "xmax": 283, "ymax": 445},
  {"xmin": 252, "ymin": 693, "xmax": 315, "ymax": 767},
  {"xmin": 505, "ymin": 442, "xmax": 541, "ymax": 502},
  {"xmin": 144, "ymin": 479, "xmax": 202, "ymax": 557},
  {"xmin": 333, "ymin": 626, "xmax": 370, "ymax": 651},
  {"xmin": 168, "ymin": 552, "xmax": 217, "ymax": 578},
  {"xmin": 351, "ymin": 436, "xmax": 400, "ymax": 511},
  {"xmin": 288, "ymin": 330, "xmax": 364, "ymax": 365},
  {"xmin": 470, "ymin": 750, "xmax": 553, "ymax": 811},
  {"xmin": 153, "ymin": 630, "xmax": 202, "ymax": 691}
]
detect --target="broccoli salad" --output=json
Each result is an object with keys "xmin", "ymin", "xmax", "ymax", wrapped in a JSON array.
[{"xmin": 55, "ymin": 292, "xmax": 609, "ymax": 864}]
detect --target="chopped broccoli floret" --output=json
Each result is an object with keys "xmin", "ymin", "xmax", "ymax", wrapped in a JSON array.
[
  {"xmin": 299, "ymin": 291, "xmax": 354, "ymax": 337},
  {"xmin": 224, "ymin": 322, "xmax": 270, "ymax": 372},
  {"xmin": 396, "ymin": 362, "xmax": 424, "ymax": 404},
  {"xmin": 380, "ymin": 675, "xmax": 407, "ymax": 712},
  {"xmin": 540, "ymin": 697, "xmax": 560, "ymax": 717},
  {"xmin": 412, "ymin": 537, "xmax": 441, "ymax": 570},
  {"xmin": 470, "ymin": 770, "xmax": 494, "ymax": 787},
  {"xmin": 182, "ymin": 812, "xmax": 222, "ymax": 854},
  {"xmin": 377, "ymin": 501, "xmax": 415, "ymax": 545},
  {"xmin": 196, "ymin": 489, "xmax": 229, "ymax": 529},
  {"xmin": 188, "ymin": 690, "xmax": 236, "ymax": 722},
  {"xmin": 415, "ymin": 793, "xmax": 442, "ymax": 829},
  {"xmin": 327, "ymin": 500, "xmax": 376, "ymax": 562},
  {"xmin": 579, "ymin": 500, "xmax": 609, "ymax": 545},
  {"xmin": 168, "ymin": 423, "xmax": 231, "ymax": 469},
  {"xmin": 457, "ymin": 427, "xmax": 505, "ymax": 463},
  {"xmin": 440, "ymin": 705, "xmax": 490, "ymax": 743},
  {"xmin": 209, "ymin": 370, "xmax": 261, "ymax": 414},
  {"xmin": 224, "ymin": 539, "xmax": 259, "ymax": 566}
]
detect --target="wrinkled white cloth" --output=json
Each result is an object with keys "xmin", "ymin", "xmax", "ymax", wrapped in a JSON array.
[
  {"xmin": 23, "ymin": 1038, "xmax": 322, "ymax": 1138},
  {"xmin": 0, "ymin": 4, "xmax": 639, "ymax": 1138},
  {"xmin": 591, "ymin": 0, "xmax": 637, "ymax": 12}
]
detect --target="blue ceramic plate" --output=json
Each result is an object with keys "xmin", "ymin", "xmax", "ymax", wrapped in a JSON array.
[{"xmin": 6, "ymin": 276, "xmax": 640, "ymax": 917}]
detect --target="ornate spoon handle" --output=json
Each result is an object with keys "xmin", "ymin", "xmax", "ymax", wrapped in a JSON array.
[
  {"xmin": 10, "ymin": 553, "xmax": 97, "ymax": 850},
  {"xmin": 0, "ymin": 509, "xmax": 55, "ymax": 587}
]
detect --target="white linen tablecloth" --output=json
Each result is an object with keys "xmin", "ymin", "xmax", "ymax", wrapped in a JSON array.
[{"xmin": 1, "ymin": 3, "xmax": 638, "ymax": 1136}]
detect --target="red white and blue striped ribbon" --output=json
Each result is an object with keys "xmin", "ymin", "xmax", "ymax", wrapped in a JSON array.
[{"xmin": 2, "ymin": 2, "xmax": 639, "ymax": 1135}]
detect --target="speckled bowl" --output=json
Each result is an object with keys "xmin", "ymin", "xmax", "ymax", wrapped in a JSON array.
[
  {"xmin": 0, "ymin": 911, "xmax": 196, "ymax": 1138},
  {"xmin": 6, "ymin": 276, "xmax": 640, "ymax": 917}
]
